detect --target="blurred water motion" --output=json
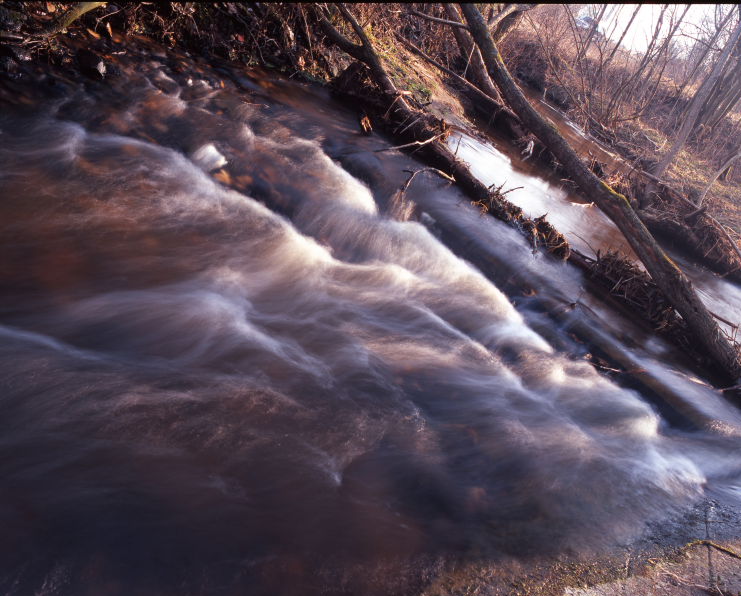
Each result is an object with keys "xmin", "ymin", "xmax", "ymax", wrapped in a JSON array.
[{"xmin": 0, "ymin": 38, "xmax": 740, "ymax": 596}]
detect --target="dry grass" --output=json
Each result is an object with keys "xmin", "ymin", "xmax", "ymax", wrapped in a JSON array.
[{"xmin": 503, "ymin": 6, "xmax": 741, "ymax": 234}]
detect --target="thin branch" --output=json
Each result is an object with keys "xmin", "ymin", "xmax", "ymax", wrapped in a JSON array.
[
  {"xmin": 695, "ymin": 150, "xmax": 741, "ymax": 207},
  {"xmin": 374, "ymin": 131, "xmax": 447, "ymax": 153},
  {"xmin": 715, "ymin": 220, "xmax": 741, "ymax": 266},
  {"xmin": 0, "ymin": 31, "xmax": 24, "ymax": 41},
  {"xmin": 336, "ymin": 3, "xmax": 372, "ymax": 48},
  {"xmin": 685, "ymin": 539, "xmax": 741, "ymax": 560},
  {"xmin": 314, "ymin": 6, "xmax": 365, "ymax": 62},
  {"xmin": 407, "ymin": 9, "xmax": 468, "ymax": 29},
  {"xmin": 395, "ymin": 33, "xmax": 502, "ymax": 111},
  {"xmin": 400, "ymin": 168, "xmax": 456, "ymax": 195},
  {"xmin": 710, "ymin": 308, "xmax": 739, "ymax": 331}
]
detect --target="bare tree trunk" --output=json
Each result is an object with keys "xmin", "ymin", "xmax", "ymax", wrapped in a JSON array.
[
  {"xmin": 604, "ymin": 5, "xmax": 668, "ymax": 125},
  {"xmin": 676, "ymin": 8, "xmax": 734, "ymax": 102},
  {"xmin": 652, "ymin": 17, "xmax": 741, "ymax": 179},
  {"xmin": 696, "ymin": 59, "xmax": 741, "ymax": 131},
  {"xmin": 442, "ymin": 4, "xmax": 501, "ymax": 103},
  {"xmin": 492, "ymin": 4, "xmax": 537, "ymax": 43},
  {"xmin": 602, "ymin": 4, "xmax": 641, "ymax": 70},
  {"xmin": 459, "ymin": 2, "xmax": 741, "ymax": 382},
  {"xmin": 636, "ymin": 5, "xmax": 690, "ymax": 100}
]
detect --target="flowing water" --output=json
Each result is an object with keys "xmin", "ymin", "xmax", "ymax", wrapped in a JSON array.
[{"xmin": 1, "ymin": 38, "xmax": 741, "ymax": 595}]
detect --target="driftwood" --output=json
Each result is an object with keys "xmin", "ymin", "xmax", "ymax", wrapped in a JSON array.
[{"xmin": 459, "ymin": 3, "xmax": 741, "ymax": 383}]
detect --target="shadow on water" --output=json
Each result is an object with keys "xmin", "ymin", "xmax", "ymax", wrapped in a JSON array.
[{"xmin": 1, "ymin": 36, "xmax": 741, "ymax": 595}]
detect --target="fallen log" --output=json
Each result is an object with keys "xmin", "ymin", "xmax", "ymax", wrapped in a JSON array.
[
  {"xmin": 459, "ymin": 3, "xmax": 741, "ymax": 384},
  {"xmin": 314, "ymin": 3, "xmax": 740, "ymax": 392}
]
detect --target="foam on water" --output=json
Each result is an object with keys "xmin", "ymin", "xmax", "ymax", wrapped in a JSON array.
[{"xmin": 1, "ymin": 56, "xmax": 740, "ymax": 595}]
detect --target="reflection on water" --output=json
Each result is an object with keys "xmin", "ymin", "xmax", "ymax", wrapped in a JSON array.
[
  {"xmin": 0, "ymin": 37, "xmax": 740, "ymax": 595},
  {"xmin": 447, "ymin": 132, "xmax": 636, "ymax": 258}
]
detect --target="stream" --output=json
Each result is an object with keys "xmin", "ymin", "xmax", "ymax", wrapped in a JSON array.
[{"xmin": 1, "ymin": 37, "xmax": 740, "ymax": 595}]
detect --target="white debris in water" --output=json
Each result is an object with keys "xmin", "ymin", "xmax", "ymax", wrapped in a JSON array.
[{"xmin": 190, "ymin": 143, "xmax": 227, "ymax": 172}]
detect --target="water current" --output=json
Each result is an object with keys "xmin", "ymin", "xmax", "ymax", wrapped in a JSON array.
[{"xmin": 1, "ymin": 37, "xmax": 740, "ymax": 595}]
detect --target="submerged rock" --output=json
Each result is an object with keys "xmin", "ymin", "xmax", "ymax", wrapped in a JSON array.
[{"xmin": 76, "ymin": 48, "xmax": 106, "ymax": 79}]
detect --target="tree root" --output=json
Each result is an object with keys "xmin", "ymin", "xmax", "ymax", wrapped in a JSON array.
[{"xmin": 684, "ymin": 539, "xmax": 741, "ymax": 561}]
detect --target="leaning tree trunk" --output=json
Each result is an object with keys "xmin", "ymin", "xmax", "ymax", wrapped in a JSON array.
[
  {"xmin": 459, "ymin": 3, "xmax": 741, "ymax": 383},
  {"xmin": 442, "ymin": 4, "xmax": 501, "ymax": 103}
]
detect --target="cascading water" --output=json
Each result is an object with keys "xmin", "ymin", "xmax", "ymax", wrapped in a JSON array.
[{"xmin": 1, "ymin": 37, "xmax": 740, "ymax": 595}]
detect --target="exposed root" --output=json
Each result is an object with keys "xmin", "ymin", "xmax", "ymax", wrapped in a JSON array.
[{"xmin": 684, "ymin": 539, "xmax": 741, "ymax": 561}]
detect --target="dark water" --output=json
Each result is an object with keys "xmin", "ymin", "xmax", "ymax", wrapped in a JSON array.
[{"xmin": 1, "ymin": 38, "xmax": 740, "ymax": 595}]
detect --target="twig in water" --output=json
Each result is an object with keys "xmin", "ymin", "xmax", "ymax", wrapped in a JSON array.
[
  {"xmin": 374, "ymin": 132, "xmax": 446, "ymax": 153},
  {"xmin": 522, "ymin": 138, "xmax": 535, "ymax": 160},
  {"xmin": 500, "ymin": 185, "xmax": 524, "ymax": 196},
  {"xmin": 382, "ymin": 92, "xmax": 410, "ymax": 120},
  {"xmin": 400, "ymin": 168, "xmax": 455, "ymax": 194},
  {"xmin": 571, "ymin": 232, "xmax": 600, "ymax": 259},
  {"xmin": 392, "ymin": 168, "xmax": 455, "ymax": 220},
  {"xmin": 397, "ymin": 117, "xmax": 422, "ymax": 136}
]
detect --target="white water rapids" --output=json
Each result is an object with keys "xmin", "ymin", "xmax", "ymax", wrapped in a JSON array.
[{"xmin": 0, "ymin": 40, "xmax": 740, "ymax": 596}]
